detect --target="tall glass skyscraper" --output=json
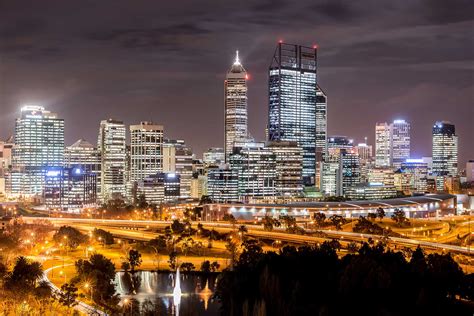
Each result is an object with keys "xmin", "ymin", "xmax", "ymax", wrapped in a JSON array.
[
  {"xmin": 390, "ymin": 119, "xmax": 411, "ymax": 169},
  {"xmin": 432, "ymin": 121, "xmax": 458, "ymax": 189},
  {"xmin": 375, "ymin": 122, "xmax": 391, "ymax": 167},
  {"xmin": 12, "ymin": 105, "xmax": 64, "ymax": 195},
  {"xmin": 268, "ymin": 42, "xmax": 317, "ymax": 186},
  {"xmin": 316, "ymin": 85, "xmax": 327, "ymax": 161},
  {"xmin": 224, "ymin": 51, "xmax": 248, "ymax": 162},
  {"xmin": 97, "ymin": 119, "xmax": 126, "ymax": 201}
]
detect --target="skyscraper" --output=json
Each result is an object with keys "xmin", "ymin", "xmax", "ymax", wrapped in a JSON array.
[
  {"xmin": 316, "ymin": 85, "xmax": 328, "ymax": 161},
  {"xmin": 129, "ymin": 122, "xmax": 164, "ymax": 184},
  {"xmin": 432, "ymin": 121, "xmax": 458, "ymax": 189},
  {"xmin": 390, "ymin": 119, "xmax": 411, "ymax": 168},
  {"xmin": 163, "ymin": 139, "xmax": 193, "ymax": 199},
  {"xmin": 224, "ymin": 51, "xmax": 248, "ymax": 162},
  {"xmin": 11, "ymin": 105, "xmax": 64, "ymax": 195},
  {"xmin": 268, "ymin": 42, "xmax": 317, "ymax": 186},
  {"xmin": 375, "ymin": 122, "xmax": 391, "ymax": 167},
  {"xmin": 97, "ymin": 119, "xmax": 126, "ymax": 201}
]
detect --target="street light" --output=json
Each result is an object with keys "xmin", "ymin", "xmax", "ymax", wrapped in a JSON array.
[{"xmin": 84, "ymin": 282, "xmax": 93, "ymax": 302}]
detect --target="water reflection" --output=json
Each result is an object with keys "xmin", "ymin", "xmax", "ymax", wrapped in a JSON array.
[{"xmin": 115, "ymin": 271, "xmax": 220, "ymax": 315}]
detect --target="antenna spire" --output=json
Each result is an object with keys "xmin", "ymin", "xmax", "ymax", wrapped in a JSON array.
[{"xmin": 234, "ymin": 50, "xmax": 240, "ymax": 65}]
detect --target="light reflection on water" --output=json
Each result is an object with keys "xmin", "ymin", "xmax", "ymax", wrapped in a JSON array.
[{"xmin": 115, "ymin": 271, "xmax": 221, "ymax": 315}]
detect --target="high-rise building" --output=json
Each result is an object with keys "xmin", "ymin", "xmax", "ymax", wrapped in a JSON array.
[
  {"xmin": 432, "ymin": 121, "xmax": 458, "ymax": 189},
  {"xmin": 136, "ymin": 172, "xmax": 180, "ymax": 204},
  {"xmin": 11, "ymin": 105, "xmax": 64, "ymax": 195},
  {"xmin": 375, "ymin": 122, "xmax": 391, "ymax": 167},
  {"xmin": 338, "ymin": 150, "xmax": 361, "ymax": 196},
  {"xmin": 129, "ymin": 122, "xmax": 164, "ymax": 185},
  {"xmin": 203, "ymin": 148, "xmax": 225, "ymax": 166},
  {"xmin": 316, "ymin": 85, "xmax": 328, "ymax": 162},
  {"xmin": 401, "ymin": 159, "xmax": 428, "ymax": 193},
  {"xmin": 266, "ymin": 141, "xmax": 304, "ymax": 200},
  {"xmin": 44, "ymin": 166, "xmax": 97, "ymax": 211},
  {"xmin": 390, "ymin": 120, "xmax": 411, "ymax": 169},
  {"xmin": 467, "ymin": 160, "xmax": 474, "ymax": 182},
  {"xmin": 356, "ymin": 141, "xmax": 373, "ymax": 163},
  {"xmin": 65, "ymin": 139, "xmax": 101, "ymax": 195},
  {"xmin": 229, "ymin": 142, "xmax": 276, "ymax": 202},
  {"xmin": 97, "ymin": 119, "xmax": 126, "ymax": 201},
  {"xmin": 163, "ymin": 139, "xmax": 193, "ymax": 199},
  {"xmin": 224, "ymin": 51, "xmax": 248, "ymax": 162},
  {"xmin": 268, "ymin": 42, "xmax": 317, "ymax": 186},
  {"xmin": 207, "ymin": 166, "xmax": 239, "ymax": 203},
  {"xmin": 0, "ymin": 137, "xmax": 14, "ymax": 171}
]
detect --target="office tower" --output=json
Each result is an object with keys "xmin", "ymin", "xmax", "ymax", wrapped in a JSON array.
[
  {"xmin": 401, "ymin": 159, "xmax": 428, "ymax": 193},
  {"xmin": 432, "ymin": 121, "xmax": 458, "ymax": 189},
  {"xmin": 268, "ymin": 42, "xmax": 317, "ymax": 186},
  {"xmin": 190, "ymin": 174, "xmax": 208, "ymax": 199},
  {"xmin": 11, "ymin": 105, "xmax": 64, "ymax": 195},
  {"xmin": 44, "ymin": 166, "xmax": 97, "ymax": 211},
  {"xmin": 266, "ymin": 141, "xmax": 304, "ymax": 199},
  {"xmin": 320, "ymin": 162, "xmax": 339, "ymax": 196},
  {"xmin": 129, "ymin": 122, "xmax": 164, "ymax": 184},
  {"xmin": 467, "ymin": 160, "xmax": 474, "ymax": 182},
  {"xmin": 338, "ymin": 150, "xmax": 361, "ymax": 196},
  {"xmin": 356, "ymin": 141, "xmax": 373, "ymax": 163},
  {"xmin": 97, "ymin": 119, "xmax": 126, "ymax": 201},
  {"xmin": 65, "ymin": 139, "xmax": 101, "ymax": 195},
  {"xmin": 327, "ymin": 136, "xmax": 354, "ymax": 152},
  {"xmin": 224, "ymin": 51, "xmax": 248, "ymax": 162},
  {"xmin": 163, "ymin": 139, "xmax": 193, "ymax": 199},
  {"xmin": 390, "ymin": 120, "xmax": 411, "ymax": 168},
  {"xmin": 316, "ymin": 85, "xmax": 328, "ymax": 162},
  {"xmin": 0, "ymin": 137, "xmax": 14, "ymax": 171},
  {"xmin": 207, "ymin": 166, "xmax": 239, "ymax": 203},
  {"xmin": 229, "ymin": 142, "xmax": 276, "ymax": 201},
  {"xmin": 367, "ymin": 167, "xmax": 395, "ymax": 187},
  {"xmin": 345, "ymin": 183, "xmax": 397, "ymax": 200},
  {"xmin": 375, "ymin": 123, "xmax": 391, "ymax": 167},
  {"xmin": 203, "ymin": 147, "xmax": 225, "ymax": 166},
  {"xmin": 136, "ymin": 172, "xmax": 180, "ymax": 204}
]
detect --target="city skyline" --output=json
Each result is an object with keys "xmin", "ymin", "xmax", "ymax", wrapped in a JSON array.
[{"xmin": 0, "ymin": 1, "xmax": 472, "ymax": 166}]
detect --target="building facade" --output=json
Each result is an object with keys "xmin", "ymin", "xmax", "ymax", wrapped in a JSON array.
[
  {"xmin": 11, "ymin": 105, "xmax": 64, "ymax": 196},
  {"xmin": 390, "ymin": 120, "xmax": 411, "ymax": 169},
  {"xmin": 375, "ymin": 122, "xmax": 391, "ymax": 168},
  {"xmin": 432, "ymin": 121, "xmax": 458, "ymax": 190},
  {"xmin": 207, "ymin": 166, "xmax": 239, "ymax": 203},
  {"xmin": 268, "ymin": 42, "xmax": 317, "ymax": 186},
  {"xmin": 224, "ymin": 51, "xmax": 248, "ymax": 162}
]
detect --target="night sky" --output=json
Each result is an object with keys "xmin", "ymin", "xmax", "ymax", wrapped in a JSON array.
[{"xmin": 0, "ymin": 1, "xmax": 473, "ymax": 166}]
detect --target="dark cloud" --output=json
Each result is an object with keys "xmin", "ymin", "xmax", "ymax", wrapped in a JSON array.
[{"xmin": 0, "ymin": 0, "xmax": 472, "ymax": 166}]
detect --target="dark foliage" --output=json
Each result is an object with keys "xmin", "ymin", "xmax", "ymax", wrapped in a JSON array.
[{"xmin": 216, "ymin": 243, "xmax": 472, "ymax": 315}]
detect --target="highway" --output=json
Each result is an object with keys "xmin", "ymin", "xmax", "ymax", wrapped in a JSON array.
[{"xmin": 23, "ymin": 216, "xmax": 473, "ymax": 255}]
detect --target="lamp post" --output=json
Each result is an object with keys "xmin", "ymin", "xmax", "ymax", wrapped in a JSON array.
[{"xmin": 84, "ymin": 283, "xmax": 93, "ymax": 302}]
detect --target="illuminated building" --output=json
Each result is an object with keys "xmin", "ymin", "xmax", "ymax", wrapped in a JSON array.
[
  {"xmin": 97, "ymin": 119, "xmax": 126, "ymax": 201},
  {"xmin": 356, "ymin": 141, "xmax": 372, "ymax": 163},
  {"xmin": 163, "ymin": 139, "xmax": 193, "ymax": 199},
  {"xmin": 401, "ymin": 159, "xmax": 428, "ymax": 193},
  {"xmin": 368, "ymin": 167, "xmax": 395, "ymax": 187},
  {"xmin": 129, "ymin": 121, "xmax": 164, "ymax": 186},
  {"xmin": 191, "ymin": 174, "xmax": 208, "ymax": 199},
  {"xmin": 268, "ymin": 42, "xmax": 317, "ymax": 186},
  {"xmin": 432, "ymin": 121, "xmax": 458, "ymax": 190},
  {"xmin": 229, "ymin": 142, "xmax": 276, "ymax": 202},
  {"xmin": 65, "ymin": 139, "xmax": 101, "ymax": 196},
  {"xmin": 338, "ymin": 150, "xmax": 361, "ymax": 196},
  {"xmin": 44, "ymin": 166, "xmax": 97, "ymax": 211},
  {"xmin": 203, "ymin": 147, "xmax": 225, "ymax": 166},
  {"xmin": 316, "ymin": 85, "xmax": 328, "ymax": 163},
  {"xmin": 375, "ymin": 122, "xmax": 391, "ymax": 167},
  {"xmin": 266, "ymin": 141, "xmax": 304, "ymax": 200},
  {"xmin": 345, "ymin": 182, "xmax": 397, "ymax": 200},
  {"xmin": 390, "ymin": 119, "xmax": 411, "ymax": 168},
  {"xmin": 224, "ymin": 51, "xmax": 248, "ymax": 162},
  {"xmin": 136, "ymin": 172, "xmax": 180, "ymax": 204},
  {"xmin": 207, "ymin": 165, "xmax": 239, "ymax": 203},
  {"xmin": 467, "ymin": 160, "xmax": 474, "ymax": 182},
  {"xmin": 0, "ymin": 137, "xmax": 14, "ymax": 171},
  {"xmin": 11, "ymin": 105, "xmax": 64, "ymax": 196}
]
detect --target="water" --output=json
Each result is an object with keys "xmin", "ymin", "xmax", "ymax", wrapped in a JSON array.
[{"xmin": 115, "ymin": 271, "xmax": 221, "ymax": 315}]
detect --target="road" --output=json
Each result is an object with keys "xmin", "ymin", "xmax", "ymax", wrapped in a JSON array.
[{"xmin": 23, "ymin": 216, "xmax": 473, "ymax": 255}]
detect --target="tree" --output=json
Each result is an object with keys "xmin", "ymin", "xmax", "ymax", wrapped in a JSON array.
[
  {"xmin": 353, "ymin": 216, "xmax": 384, "ymax": 235},
  {"xmin": 238, "ymin": 239, "xmax": 263, "ymax": 267},
  {"xmin": 391, "ymin": 209, "xmax": 410, "ymax": 227},
  {"xmin": 168, "ymin": 251, "xmax": 178, "ymax": 270},
  {"xmin": 223, "ymin": 213, "xmax": 236, "ymax": 226},
  {"xmin": 329, "ymin": 215, "xmax": 346, "ymax": 230},
  {"xmin": 74, "ymin": 253, "xmax": 116, "ymax": 303},
  {"xmin": 210, "ymin": 261, "xmax": 221, "ymax": 272},
  {"xmin": 280, "ymin": 215, "xmax": 296, "ymax": 229},
  {"xmin": 5, "ymin": 256, "xmax": 43, "ymax": 294},
  {"xmin": 314, "ymin": 212, "xmax": 326, "ymax": 228},
  {"xmin": 59, "ymin": 283, "xmax": 78, "ymax": 307},
  {"xmin": 93, "ymin": 228, "xmax": 114, "ymax": 245},
  {"xmin": 367, "ymin": 213, "xmax": 377, "ymax": 221},
  {"xmin": 200, "ymin": 260, "xmax": 211, "ymax": 273},
  {"xmin": 121, "ymin": 261, "xmax": 130, "ymax": 271},
  {"xmin": 127, "ymin": 249, "xmax": 142, "ymax": 272},
  {"xmin": 238, "ymin": 225, "xmax": 248, "ymax": 240},
  {"xmin": 376, "ymin": 207, "xmax": 385, "ymax": 221},
  {"xmin": 225, "ymin": 238, "xmax": 239, "ymax": 270},
  {"xmin": 347, "ymin": 242, "xmax": 359, "ymax": 254},
  {"xmin": 170, "ymin": 220, "xmax": 185, "ymax": 234},
  {"xmin": 53, "ymin": 226, "xmax": 87, "ymax": 249},
  {"xmin": 262, "ymin": 216, "xmax": 275, "ymax": 231},
  {"xmin": 180, "ymin": 262, "xmax": 195, "ymax": 272}
]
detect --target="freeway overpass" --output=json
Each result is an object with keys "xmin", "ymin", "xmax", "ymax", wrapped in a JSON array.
[{"xmin": 22, "ymin": 217, "xmax": 473, "ymax": 255}]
